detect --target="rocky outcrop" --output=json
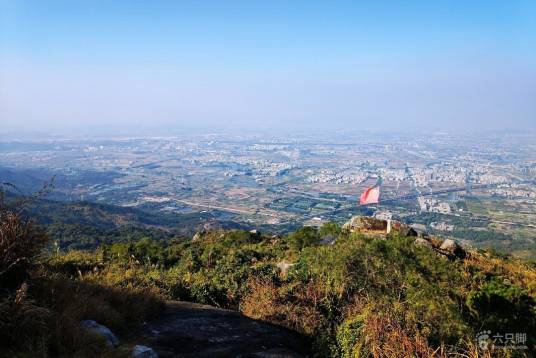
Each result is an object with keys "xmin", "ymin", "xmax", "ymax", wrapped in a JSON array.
[
  {"xmin": 414, "ymin": 237, "xmax": 433, "ymax": 249},
  {"xmin": 132, "ymin": 345, "xmax": 158, "ymax": 358},
  {"xmin": 438, "ymin": 238, "xmax": 466, "ymax": 259},
  {"xmin": 81, "ymin": 320, "xmax": 119, "ymax": 347},
  {"xmin": 413, "ymin": 236, "xmax": 467, "ymax": 260},
  {"xmin": 343, "ymin": 216, "xmax": 417, "ymax": 237},
  {"xmin": 344, "ymin": 216, "xmax": 467, "ymax": 260},
  {"xmin": 396, "ymin": 223, "xmax": 418, "ymax": 237},
  {"xmin": 343, "ymin": 216, "xmax": 387, "ymax": 233},
  {"xmin": 137, "ymin": 301, "xmax": 309, "ymax": 357}
]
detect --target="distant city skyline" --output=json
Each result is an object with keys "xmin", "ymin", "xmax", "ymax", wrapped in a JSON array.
[{"xmin": 1, "ymin": 0, "xmax": 535, "ymax": 135}]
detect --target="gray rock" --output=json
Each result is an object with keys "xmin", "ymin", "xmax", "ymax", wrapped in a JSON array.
[
  {"xmin": 414, "ymin": 237, "xmax": 433, "ymax": 249},
  {"xmin": 439, "ymin": 239, "xmax": 457, "ymax": 252},
  {"xmin": 80, "ymin": 320, "xmax": 119, "ymax": 347},
  {"xmin": 320, "ymin": 235, "xmax": 336, "ymax": 245},
  {"xmin": 410, "ymin": 223, "xmax": 427, "ymax": 233},
  {"xmin": 343, "ymin": 216, "xmax": 387, "ymax": 232},
  {"xmin": 251, "ymin": 347, "xmax": 304, "ymax": 357},
  {"xmin": 343, "ymin": 215, "xmax": 420, "ymax": 237},
  {"xmin": 132, "ymin": 345, "xmax": 158, "ymax": 358},
  {"xmin": 439, "ymin": 239, "xmax": 466, "ymax": 259},
  {"xmin": 399, "ymin": 226, "xmax": 419, "ymax": 237}
]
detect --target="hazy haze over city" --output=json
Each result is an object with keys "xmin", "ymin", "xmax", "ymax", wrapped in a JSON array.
[
  {"xmin": 2, "ymin": 0, "xmax": 536, "ymax": 256},
  {"xmin": 1, "ymin": 0, "xmax": 535, "ymax": 135}
]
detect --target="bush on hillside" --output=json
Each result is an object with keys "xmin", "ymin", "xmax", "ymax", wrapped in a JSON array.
[
  {"xmin": 0, "ymin": 210, "xmax": 48, "ymax": 290},
  {"xmin": 0, "ymin": 186, "xmax": 165, "ymax": 356},
  {"xmin": 286, "ymin": 226, "xmax": 320, "ymax": 250},
  {"xmin": 467, "ymin": 278, "xmax": 536, "ymax": 343}
]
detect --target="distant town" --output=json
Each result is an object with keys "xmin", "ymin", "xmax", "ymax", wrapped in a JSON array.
[{"xmin": 1, "ymin": 130, "xmax": 535, "ymax": 258}]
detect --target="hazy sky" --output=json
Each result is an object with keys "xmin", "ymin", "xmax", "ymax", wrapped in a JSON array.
[{"xmin": 1, "ymin": 0, "xmax": 535, "ymax": 135}]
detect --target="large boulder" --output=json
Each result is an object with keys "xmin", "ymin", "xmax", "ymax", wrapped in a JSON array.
[
  {"xmin": 389, "ymin": 220, "xmax": 418, "ymax": 237},
  {"xmin": 398, "ymin": 225, "xmax": 418, "ymax": 237},
  {"xmin": 343, "ymin": 216, "xmax": 421, "ymax": 238},
  {"xmin": 438, "ymin": 239, "xmax": 466, "ymax": 259},
  {"xmin": 81, "ymin": 320, "xmax": 119, "ymax": 347},
  {"xmin": 132, "ymin": 345, "xmax": 158, "ymax": 358},
  {"xmin": 426, "ymin": 236, "xmax": 444, "ymax": 249},
  {"xmin": 414, "ymin": 237, "xmax": 433, "ymax": 249},
  {"xmin": 343, "ymin": 216, "xmax": 387, "ymax": 232}
]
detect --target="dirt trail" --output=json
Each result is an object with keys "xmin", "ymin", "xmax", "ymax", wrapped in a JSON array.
[{"xmin": 137, "ymin": 301, "xmax": 310, "ymax": 357}]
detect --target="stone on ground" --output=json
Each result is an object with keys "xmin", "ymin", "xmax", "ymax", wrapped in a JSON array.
[
  {"xmin": 132, "ymin": 345, "xmax": 158, "ymax": 358},
  {"xmin": 414, "ymin": 237, "xmax": 433, "ymax": 249},
  {"xmin": 439, "ymin": 238, "xmax": 466, "ymax": 259},
  {"xmin": 80, "ymin": 320, "xmax": 119, "ymax": 347}
]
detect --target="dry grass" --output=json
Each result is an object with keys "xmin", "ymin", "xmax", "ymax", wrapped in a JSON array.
[
  {"xmin": 36, "ymin": 273, "xmax": 164, "ymax": 332},
  {"xmin": 0, "ymin": 203, "xmax": 165, "ymax": 356},
  {"xmin": 362, "ymin": 313, "xmax": 437, "ymax": 358},
  {"xmin": 240, "ymin": 277, "xmax": 279, "ymax": 320},
  {"xmin": 464, "ymin": 252, "xmax": 536, "ymax": 294},
  {"xmin": 241, "ymin": 278, "xmax": 330, "ymax": 336},
  {"xmin": 0, "ymin": 211, "xmax": 48, "ymax": 289},
  {"xmin": 0, "ymin": 286, "xmax": 50, "ymax": 355},
  {"xmin": 0, "ymin": 272, "xmax": 165, "ymax": 357}
]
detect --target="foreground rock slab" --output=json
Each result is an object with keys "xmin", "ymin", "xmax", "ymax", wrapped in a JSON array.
[
  {"xmin": 137, "ymin": 301, "xmax": 309, "ymax": 358},
  {"xmin": 133, "ymin": 344, "xmax": 158, "ymax": 358},
  {"xmin": 80, "ymin": 320, "xmax": 119, "ymax": 347}
]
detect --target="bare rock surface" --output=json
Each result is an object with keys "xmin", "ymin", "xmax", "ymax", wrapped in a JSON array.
[
  {"xmin": 438, "ymin": 238, "xmax": 466, "ymax": 259},
  {"xmin": 343, "ymin": 216, "xmax": 387, "ymax": 232},
  {"xmin": 132, "ymin": 344, "xmax": 158, "ymax": 358},
  {"xmin": 414, "ymin": 237, "xmax": 433, "ymax": 249},
  {"xmin": 137, "ymin": 301, "xmax": 309, "ymax": 358},
  {"xmin": 343, "ymin": 216, "xmax": 417, "ymax": 236},
  {"xmin": 81, "ymin": 320, "xmax": 120, "ymax": 347}
]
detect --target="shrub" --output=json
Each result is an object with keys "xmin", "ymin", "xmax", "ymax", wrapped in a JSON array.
[
  {"xmin": 0, "ymin": 188, "xmax": 164, "ymax": 356},
  {"xmin": 0, "ymin": 283, "xmax": 50, "ymax": 354},
  {"xmin": 286, "ymin": 227, "xmax": 320, "ymax": 251},
  {"xmin": 0, "ymin": 199, "xmax": 51, "ymax": 355},
  {"xmin": 319, "ymin": 222, "xmax": 341, "ymax": 238},
  {"xmin": 467, "ymin": 278, "xmax": 536, "ymax": 339},
  {"xmin": 0, "ymin": 211, "xmax": 48, "ymax": 289},
  {"xmin": 335, "ymin": 315, "xmax": 365, "ymax": 358}
]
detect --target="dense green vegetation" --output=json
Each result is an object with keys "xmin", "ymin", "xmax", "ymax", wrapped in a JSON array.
[
  {"xmin": 0, "ymin": 195, "xmax": 164, "ymax": 357},
  {"xmin": 1, "ymin": 188, "xmax": 535, "ymax": 356},
  {"xmin": 19, "ymin": 198, "xmax": 244, "ymax": 250},
  {"xmin": 8, "ymin": 226, "xmax": 530, "ymax": 357},
  {"xmin": 405, "ymin": 212, "xmax": 536, "ymax": 259}
]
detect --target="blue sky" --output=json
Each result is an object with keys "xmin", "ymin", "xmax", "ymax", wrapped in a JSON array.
[{"xmin": 1, "ymin": 0, "xmax": 535, "ymax": 134}]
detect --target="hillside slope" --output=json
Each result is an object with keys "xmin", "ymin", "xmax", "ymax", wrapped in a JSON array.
[
  {"xmin": 21, "ymin": 198, "xmax": 245, "ymax": 250},
  {"xmin": 33, "ymin": 223, "xmax": 535, "ymax": 357}
]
